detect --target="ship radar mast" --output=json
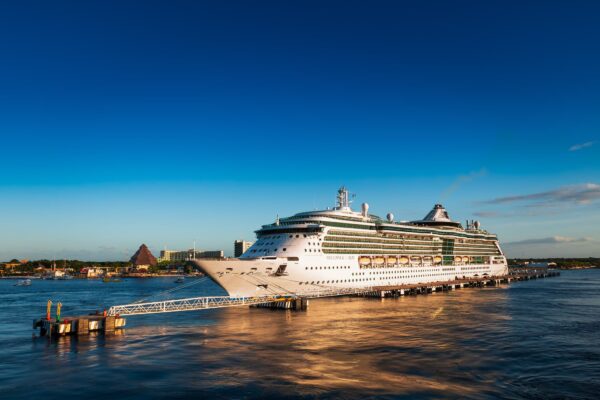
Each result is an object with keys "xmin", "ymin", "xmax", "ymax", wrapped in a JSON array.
[{"xmin": 336, "ymin": 186, "xmax": 354, "ymax": 211}]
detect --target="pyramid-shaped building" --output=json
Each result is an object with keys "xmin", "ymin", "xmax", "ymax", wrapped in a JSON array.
[{"xmin": 130, "ymin": 244, "xmax": 157, "ymax": 270}]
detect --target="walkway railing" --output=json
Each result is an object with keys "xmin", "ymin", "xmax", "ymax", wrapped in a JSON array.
[
  {"xmin": 107, "ymin": 286, "xmax": 378, "ymax": 316},
  {"xmin": 108, "ymin": 295, "xmax": 292, "ymax": 316}
]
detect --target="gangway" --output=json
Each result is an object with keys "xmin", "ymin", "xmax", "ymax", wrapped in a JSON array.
[
  {"xmin": 107, "ymin": 286, "xmax": 379, "ymax": 316},
  {"xmin": 107, "ymin": 295, "xmax": 293, "ymax": 316}
]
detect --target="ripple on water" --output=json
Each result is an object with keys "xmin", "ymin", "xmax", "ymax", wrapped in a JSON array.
[{"xmin": 0, "ymin": 271, "xmax": 599, "ymax": 399}]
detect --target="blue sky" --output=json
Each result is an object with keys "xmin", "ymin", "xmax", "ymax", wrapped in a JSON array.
[{"xmin": 1, "ymin": 1, "xmax": 599, "ymax": 260}]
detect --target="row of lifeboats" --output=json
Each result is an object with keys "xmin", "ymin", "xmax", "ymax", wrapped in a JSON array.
[{"xmin": 358, "ymin": 255, "xmax": 483, "ymax": 267}]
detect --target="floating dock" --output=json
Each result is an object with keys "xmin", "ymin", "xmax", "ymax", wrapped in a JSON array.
[{"xmin": 32, "ymin": 270, "xmax": 559, "ymax": 338}]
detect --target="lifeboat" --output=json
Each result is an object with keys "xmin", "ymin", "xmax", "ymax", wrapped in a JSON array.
[
  {"xmin": 387, "ymin": 256, "xmax": 397, "ymax": 265},
  {"xmin": 423, "ymin": 256, "xmax": 433, "ymax": 264},
  {"xmin": 455, "ymin": 256, "xmax": 462, "ymax": 263},
  {"xmin": 410, "ymin": 256, "xmax": 421, "ymax": 265},
  {"xmin": 374, "ymin": 256, "xmax": 385, "ymax": 265},
  {"xmin": 358, "ymin": 256, "xmax": 371, "ymax": 266},
  {"xmin": 433, "ymin": 255, "xmax": 442, "ymax": 264},
  {"xmin": 399, "ymin": 256, "xmax": 409, "ymax": 265}
]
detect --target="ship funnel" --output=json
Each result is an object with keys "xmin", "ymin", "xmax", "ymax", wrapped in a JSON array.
[{"xmin": 361, "ymin": 203, "xmax": 369, "ymax": 217}]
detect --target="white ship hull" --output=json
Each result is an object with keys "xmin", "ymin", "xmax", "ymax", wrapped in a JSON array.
[{"xmin": 193, "ymin": 256, "xmax": 508, "ymax": 297}]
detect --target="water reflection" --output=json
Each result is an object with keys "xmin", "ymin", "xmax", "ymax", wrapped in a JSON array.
[
  {"xmin": 93, "ymin": 288, "xmax": 511, "ymax": 398},
  {"xmin": 2, "ymin": 272, "xmax": 599, "ymax": 399}
]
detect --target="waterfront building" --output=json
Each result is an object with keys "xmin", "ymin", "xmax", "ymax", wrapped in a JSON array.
[
  {"xmin": 159, "ymin": 248, "xmax": 223, "ymax": 262},
  {"xmin": 234, "ymin": 240, "xmax": 254, "ymax": 257},
  {"xmin": 2, "ymin": 259, "xmax": 28, "ymax": 270},
  {"xmin": 78, "ymin": 267, "xmax": 105, "ymax": 278},
  {"xmin": 523, "ymin": 261, "xmax": 556, "ymax": 268},
  {"xmin": 130, "ymin": 244, "xmax": 158, "ymax": 271},
  {"xmin": 158, "ymin": 249, "xmax": 177, "ymax": 262}
]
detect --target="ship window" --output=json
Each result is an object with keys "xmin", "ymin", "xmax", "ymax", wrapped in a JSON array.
[{"xmin": 283, "ymin": 248, "xmax": 286, "ymax": 251}]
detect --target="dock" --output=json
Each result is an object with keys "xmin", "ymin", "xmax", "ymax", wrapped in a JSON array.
[
  {"xmin": 32, "ymin": 269, "xmax": 559, "ymax": 338},
  {"xmin": 33, "ymin": 314, "xmax": 126, "ymax": 338}
]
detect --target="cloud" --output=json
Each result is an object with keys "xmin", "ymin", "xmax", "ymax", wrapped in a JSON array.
[
  {"xmin": 473, "ymin": 211, "xmax": 501, "ymax": 218},
  {"xmin": 505, "ymin": 236, "xmax": 593, "ymax": 246},
  {"xmin": 569, "ymin": 141, "xmax": 595, "ymax": 152},
  {"xmin": 440, "ymin": 168, "xmax": 487, "ymax": 202},
  {"xmin": 481, "ymin": 183, "xmax": 600, "ymax": 207}
]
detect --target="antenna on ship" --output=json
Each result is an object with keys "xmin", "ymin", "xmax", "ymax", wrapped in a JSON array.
[{"xmin": 336, "ymin": 186, "xmax": 352, "ymax": 211}]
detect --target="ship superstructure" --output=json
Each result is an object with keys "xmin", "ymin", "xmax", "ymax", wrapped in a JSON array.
[{"xmin": 193, "ymin": 187, "xmax": 508, "ymax": 297}]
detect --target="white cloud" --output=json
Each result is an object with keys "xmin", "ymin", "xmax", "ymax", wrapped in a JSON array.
[
  {"xmin": 569, "ymin": 141, "xmax": 595, "ymax": 152},
  {"xmin": 440, "ymin": 168, "xmax": 487, "ymax": 201},
  {"xmin": 505, "ymin": 236, "xmax": 593, "ymax": 246},
  {"xmin": 481, "ymin": 183, "xmax": 600, "ymax": 207}
]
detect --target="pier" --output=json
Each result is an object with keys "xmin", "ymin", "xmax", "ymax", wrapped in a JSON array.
[{"xmin": 32, "ymin": 270, "xmax": 559, "ymax": 338}]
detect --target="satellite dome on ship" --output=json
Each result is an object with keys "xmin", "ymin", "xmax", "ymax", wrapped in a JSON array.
[{"xmin": 410, "ymin": 204, "xmax": 462, "ymax": 228}]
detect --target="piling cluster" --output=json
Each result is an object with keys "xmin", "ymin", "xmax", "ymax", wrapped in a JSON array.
[
  {"xmin": 252, "ymin": 297, "xmax": 309, "ymax": 310},
  {"xmin": 33, "ymin": 300, "xmax": 126, "ymax": 338}
]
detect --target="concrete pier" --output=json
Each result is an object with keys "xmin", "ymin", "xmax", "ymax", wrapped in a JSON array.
[
  {"xmin": 358, "ymin": 270, "xmax": 560, "ymax": 299},
  {"xmin": 31, "ymin": 270, "xmax": 558, "ymax": 338}
]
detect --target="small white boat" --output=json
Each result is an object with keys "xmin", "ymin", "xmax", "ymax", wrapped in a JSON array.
[
  {"xmin": 14, "ymin": 279, "xmax": 31, "ymax": 287},
  {"xmin": 175, "ymin": 277, "xmax": 185, "ymax": 283}
]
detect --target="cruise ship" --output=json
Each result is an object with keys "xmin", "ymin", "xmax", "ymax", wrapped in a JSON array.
[{"xmin": 193, "ymin": 187, "xmax": 508, "ymax": 297}]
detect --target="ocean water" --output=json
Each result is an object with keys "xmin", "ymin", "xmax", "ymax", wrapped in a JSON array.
[{"xmin": 0, "ymin": 270, "xmax": 599, "ymax": 399}]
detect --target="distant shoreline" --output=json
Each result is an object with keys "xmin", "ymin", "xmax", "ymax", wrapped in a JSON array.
[{"xmin": 0, "ymin": 274, "xmax": 200, "ymax": 280}]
